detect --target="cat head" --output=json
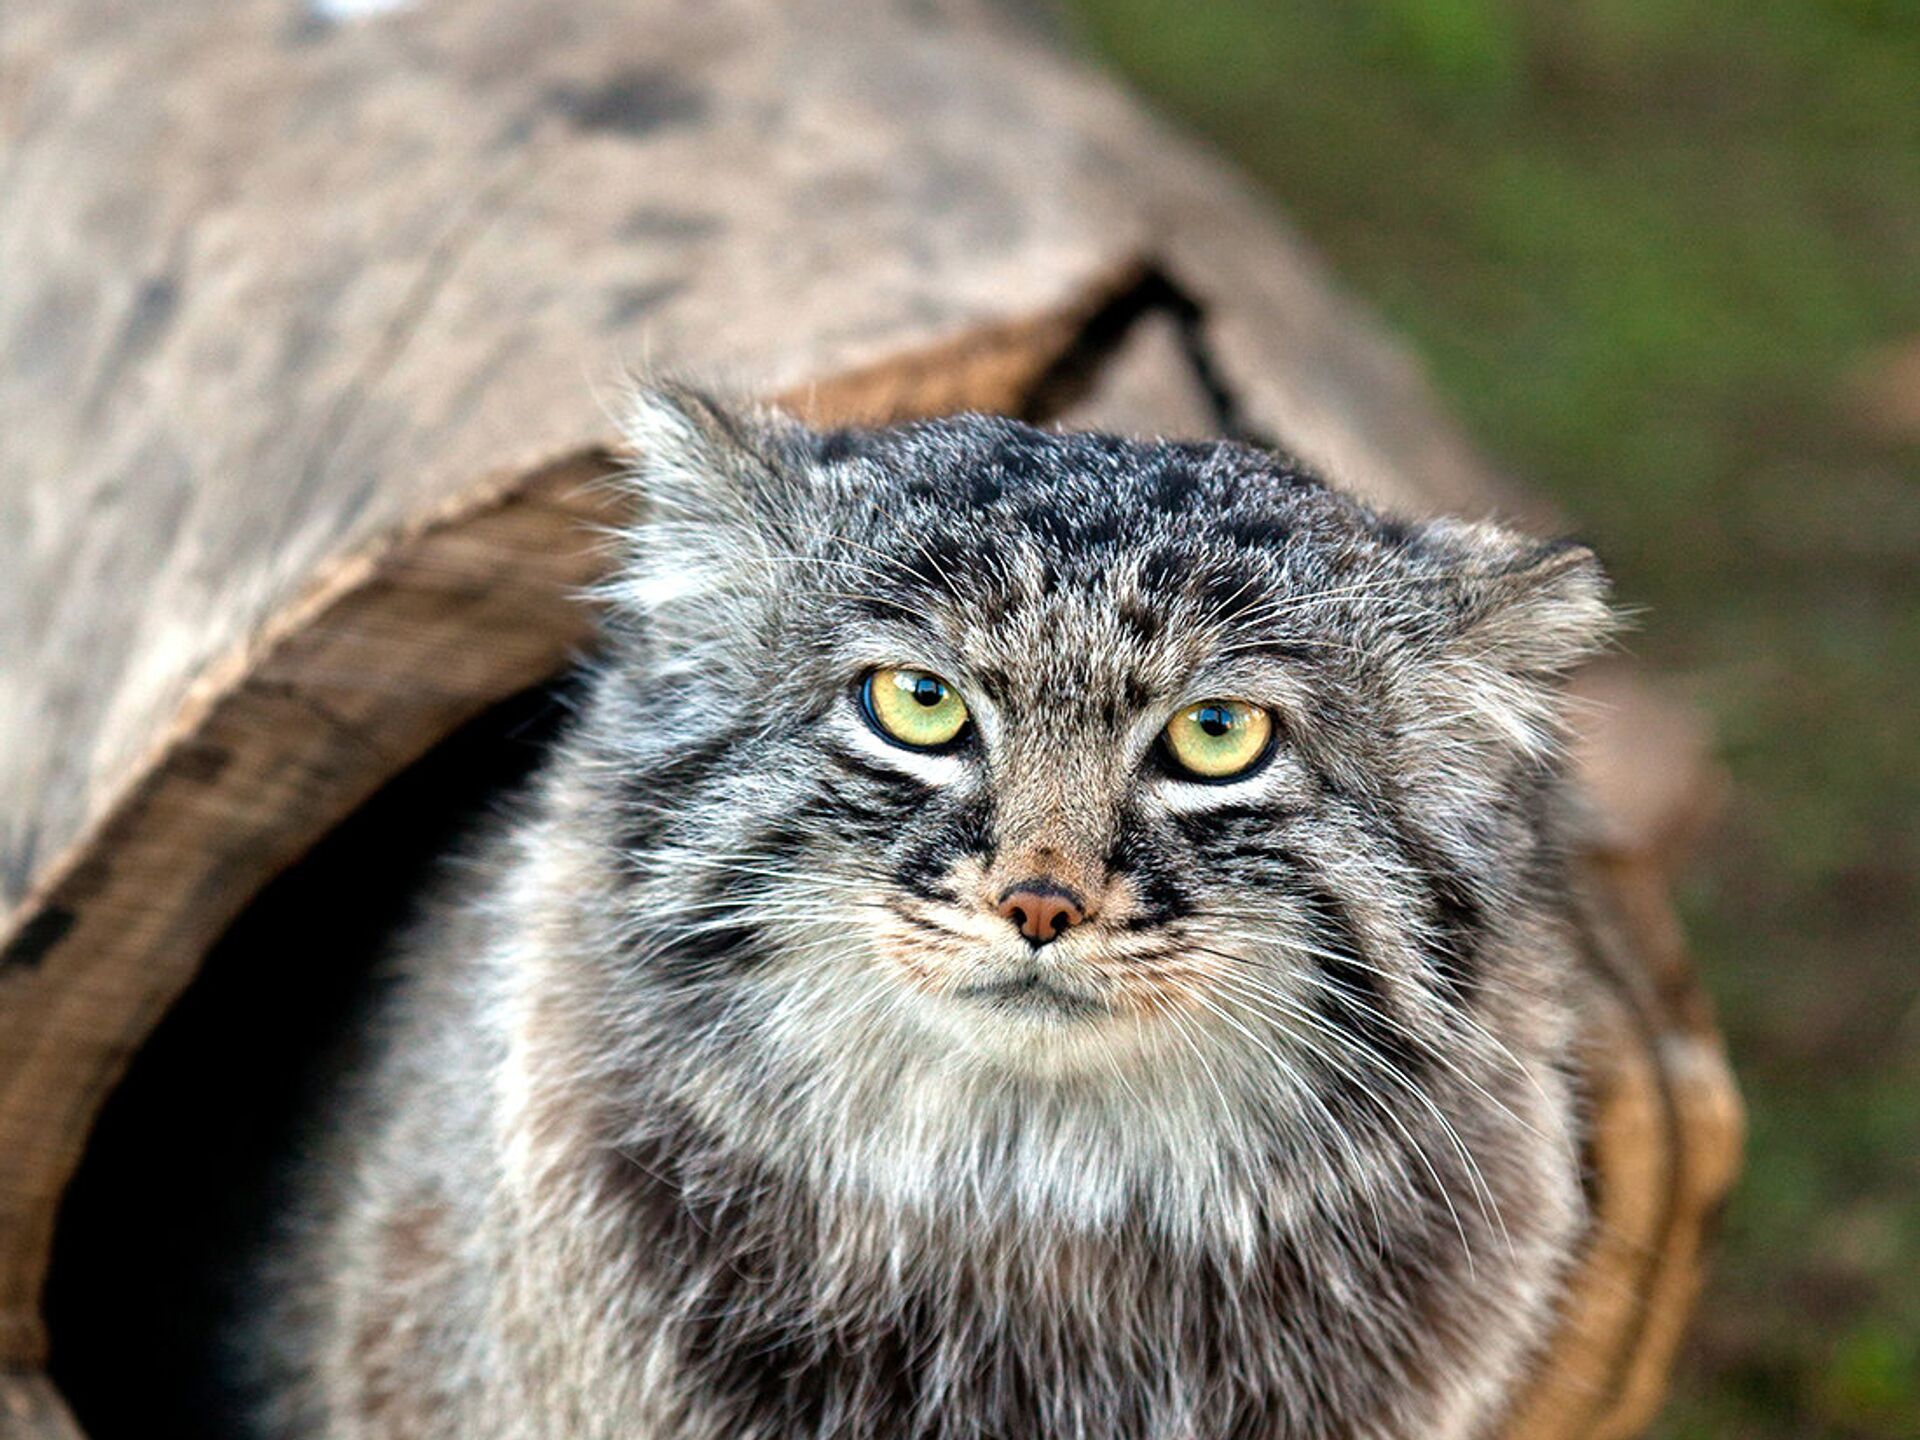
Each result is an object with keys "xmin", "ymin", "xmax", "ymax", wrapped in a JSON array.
[{"xmin": 588, "ymin": 385, "xmax": 1609, "ymax": 1095}]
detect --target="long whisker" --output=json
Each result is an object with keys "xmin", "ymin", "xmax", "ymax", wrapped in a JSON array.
[
  {"xmin": 1192, "ymin": 913, "xmax": 1562, "ymax": 1120},
  {"xmin": 1177, "ymin": 981, "xmax": 1478, "ymax": 1272},
  {"xmin": 1196, "ymin": 904, "xmax": 1565, "ymax": 1012},
  {"xmin": 1158, "ymin": 981, "xmax": 1396, "ymax": 1254},
  {"xmin": 1186, "ymin": 918, "xmax": 1556, "ymax": 1153},
  {"xmin": 1186, "ymin": 949, "xmax": 1513, "ymax": 1262}
]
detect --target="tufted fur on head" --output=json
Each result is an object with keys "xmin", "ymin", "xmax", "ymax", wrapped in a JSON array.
[{"xmin": 269, "ymin": 385, "xmax": 1612, "ymax": 1440}]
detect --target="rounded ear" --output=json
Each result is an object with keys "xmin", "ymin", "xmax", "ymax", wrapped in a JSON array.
[
  {"xmin": 1423, "ymin": 519, "xmax": 1616, "ymax": 677},
  {"xmin": 619, "ymin": 381, "xmax": 809, "ymax": 526},
  {"xmin": 610, "ymin": 382, "xmax": 815, "ymax": 626},
  {"xmin": 1395, "ymin": 519, "xmax": 1615, "ymax": 768}
]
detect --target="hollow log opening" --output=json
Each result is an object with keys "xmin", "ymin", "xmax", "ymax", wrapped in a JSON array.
[{"xmin": 44, "ymin": 683, "xmax": 576, "ymax": 1439}]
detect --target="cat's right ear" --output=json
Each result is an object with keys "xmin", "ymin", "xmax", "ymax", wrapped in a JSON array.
[
  {"xmin": 620, "ymin": 381, "xmax": 808, "ymax": 532},
  {"xmin": 610, "ymin": 383, "xmax": 809, "ymax": 628}
]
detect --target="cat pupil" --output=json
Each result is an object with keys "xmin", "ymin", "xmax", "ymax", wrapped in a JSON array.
[
  {"xmin": 1199, "ymin": 708, "xmax": 1231, "ymax": 737},
  {"xmin": 913, "ymin": 679, "xmax": 943, "ymax": 707}
]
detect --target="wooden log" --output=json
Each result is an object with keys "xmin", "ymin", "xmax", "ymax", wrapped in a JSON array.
[{"xmin": 0, "ymin": 0, "xmax": 1739, "ymax": 1431}]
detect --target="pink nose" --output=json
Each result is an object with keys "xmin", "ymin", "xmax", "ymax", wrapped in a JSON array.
[{"xmin": 996, "ymin": 883, "xmax": 1087, "ymax": 946}]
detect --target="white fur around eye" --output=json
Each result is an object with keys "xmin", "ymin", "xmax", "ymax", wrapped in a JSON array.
[
  {"xmin": 1148, "ymin": 763, "xmax": 1292, "ymax": 816},
  {"xmin": 832, "ymin": 706, "xmax": 973, "ymax": 787}
]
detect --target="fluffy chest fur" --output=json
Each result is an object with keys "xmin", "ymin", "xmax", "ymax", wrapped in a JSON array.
[
  {"xmin": 566, "ymin": 1097, "xmax": 1478, "ymax": 1440},
  {"xmin": 500, "ymin": 980, "xmax": 1570, "ymax": 1440}
]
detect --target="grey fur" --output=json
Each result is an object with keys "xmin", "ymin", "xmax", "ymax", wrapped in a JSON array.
[{"xmin": 253, "ymin": 386, "xmax": 1612, "ymax": 1439}]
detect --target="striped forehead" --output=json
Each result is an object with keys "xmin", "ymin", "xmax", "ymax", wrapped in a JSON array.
[{"xmin": 795, "ymin": 425, "xmax": 1389, "ymax": 709}]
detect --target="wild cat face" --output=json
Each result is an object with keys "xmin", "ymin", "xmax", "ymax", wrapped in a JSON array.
[{"xmin": 597, "ymin": 388, "xmax": 1608, "ymax": 1093}]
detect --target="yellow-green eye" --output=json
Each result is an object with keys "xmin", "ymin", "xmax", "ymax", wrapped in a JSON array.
[
  {"xmin": 1163, "ymin": 700, "xmax": 1274, "ymax": 780},
  {"xmin": 863, "ymin": 667, "xmax": 970, "ymax": 750}
]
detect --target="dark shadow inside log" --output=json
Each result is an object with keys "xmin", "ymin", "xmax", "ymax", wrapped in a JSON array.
[{"xmin": 44, "ymin": 684, "xmax": 575, "ymax": 1440}]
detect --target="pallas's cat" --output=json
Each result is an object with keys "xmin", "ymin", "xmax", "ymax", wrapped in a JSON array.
[{"xmin": 257, "ymin": 387, "xmax": 1610, "ymax": 1439}]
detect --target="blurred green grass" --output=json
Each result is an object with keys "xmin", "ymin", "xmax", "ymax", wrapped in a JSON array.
[{"xmin": 1062, "ymin": 1, "xmax": 1920, "ymax": 1434}]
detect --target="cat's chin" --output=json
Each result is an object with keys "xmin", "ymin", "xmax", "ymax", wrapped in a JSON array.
[
  {"xmin": 910, "ymin": 983, "xmax": 1178, "ymax": 1082},
  {"xmin": 950, "ymin": 971, "xmax": 1108, "ymax": 1022}
]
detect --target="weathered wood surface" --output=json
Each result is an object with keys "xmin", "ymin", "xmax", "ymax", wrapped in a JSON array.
[{"xmin": 0, "ymin": 0, "xmax": 1738, "ymax": 1433}]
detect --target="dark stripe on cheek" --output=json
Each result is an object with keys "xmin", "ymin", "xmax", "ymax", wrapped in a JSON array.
[
  {"xmin": 1419, "ymin": 863, "xmax": 1488, "ymax": 1006},
  {"xmin": 1107, "ymin": 820, "xmax": 1192, "ymax": 926},
  {"xmin": 1367, "ymin": 798, "xmax": 1493, "ymax": 1008},
  {"xmin": 814, "ymin": 745, "xmax": 945, "ymax": 849},
  {"xmin": 892, "ymin": 796, "xmax": 992, "ymax": 900},
  {"xmin": 745, "ymin": 798, "xmax": 834, "ymax": 871},
  {"xmin": 1170, "ymin": 803, "xmax": 1300, "ymax": 845},
  {"xmin": 1286, "ymin": 870, "xmax": 1426, "ymax": 1085},
  {"xmin": 824, "ymin": 741, "xmax": 937, "ymax": 793},
  {"xmin": 614, "ymin": 728, "xmax": 740, "ymax": 857},
  {"xmin": 647, "ymin": 799, "xmax": 834, "ymax": 976}
]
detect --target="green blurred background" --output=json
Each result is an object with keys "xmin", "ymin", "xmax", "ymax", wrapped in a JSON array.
[{"xmin": 1060, "ymin": 2, "xmax": 1920, "ymax": 1435}]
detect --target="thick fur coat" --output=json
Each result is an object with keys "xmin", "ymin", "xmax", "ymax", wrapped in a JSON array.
[{"xmin": 256, "ymin": 388, "xmax": 1611, "ymax": 1439}]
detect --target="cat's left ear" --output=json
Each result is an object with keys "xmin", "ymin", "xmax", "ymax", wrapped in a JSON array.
[{"xmin": 1422, "ymin": 518, "xmax": 1615, "ymax": 677}]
